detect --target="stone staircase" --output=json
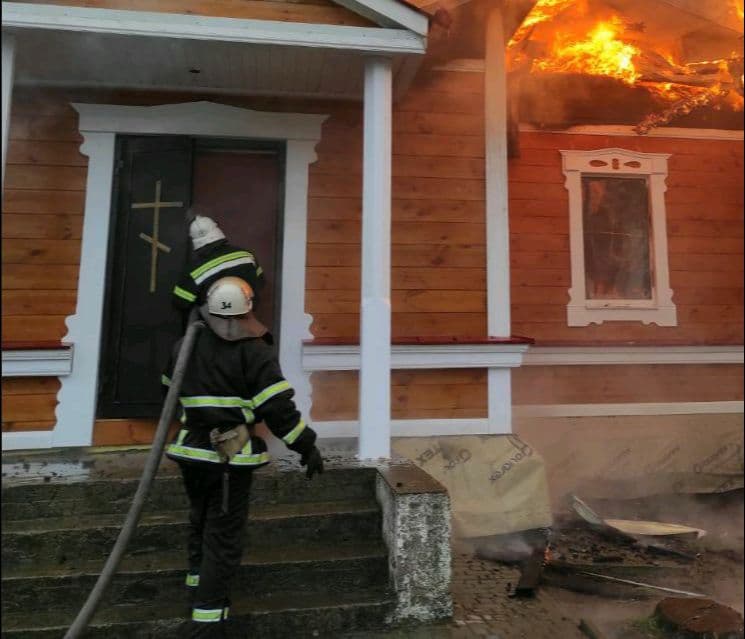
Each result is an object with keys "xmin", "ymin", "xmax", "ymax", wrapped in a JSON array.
[{"xmin": 1, "ymin": 460, "xmax": 398, "ymax": 638}]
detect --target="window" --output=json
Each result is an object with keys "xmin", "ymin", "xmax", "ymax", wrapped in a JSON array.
[{"xmin": 561, "ymin": 148, "xmax": 676, "ymax": 326}]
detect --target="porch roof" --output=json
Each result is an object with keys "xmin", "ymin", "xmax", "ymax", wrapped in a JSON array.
[{"xmin": 1, "ymin": 1, "xmax": 427, "ymax": 100}]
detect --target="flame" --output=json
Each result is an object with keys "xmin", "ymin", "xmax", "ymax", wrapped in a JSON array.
[
  {"xmin": 532, "ymin": 16, "xmax": 641, "ymax": 84},
  {"xmin": 733, "ymin": 0, "xmax": 744, "ymax": 21},
  {"xmin": 509, "ymin": 0, "xmax": 578, "ymax": 51}
]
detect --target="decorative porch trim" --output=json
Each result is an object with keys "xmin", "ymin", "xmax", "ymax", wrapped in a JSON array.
[
  {"xmin": 561, "ymin": 147, "xmax": 676, "ymax": 327},
  {"xmin": 1, "ymin": 2, "xmax": 426, "ymax": 54},
  {"xmin": 2, "ymin": 346, "xmax": 74, "ymax": 377},
  {"xmin": 48, "ymin": 101, "xmax": 324, "ymax": 449}
]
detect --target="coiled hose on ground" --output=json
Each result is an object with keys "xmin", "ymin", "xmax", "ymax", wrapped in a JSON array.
[{"xmin": 64, "ymin": 319, "xmax": 204, "ymax": 639}]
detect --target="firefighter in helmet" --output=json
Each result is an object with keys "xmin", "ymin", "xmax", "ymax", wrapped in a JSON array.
[
  {"xmin": 162, "ymin": 276, "xmax": 324, "ymax": 638},
  {"xmin": 172, "ymin": 212, "xmax": 265, "ymax": 322}
]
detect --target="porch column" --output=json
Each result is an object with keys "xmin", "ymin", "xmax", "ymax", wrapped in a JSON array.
[
  {"xmin": 359, "ymin": 56, "xmax": 392, "ymax": 459},
  {"xmin": 2, "ymin": 32, "xmax": 16, "ymax": 189},
  {"xmin": 485, "ymin": 8, "xmax": 514, "ymax": 433}
]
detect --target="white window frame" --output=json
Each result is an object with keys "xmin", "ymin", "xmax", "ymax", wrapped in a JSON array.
[{"xmin": 561, "ymin": 147, "xmax": 677, "ymax": 327}]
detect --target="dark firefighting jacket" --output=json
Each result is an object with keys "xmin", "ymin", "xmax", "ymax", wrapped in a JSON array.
[
  {"xmin": 162, "ymin": 329, "xmax": 316, "ymax": 468},
  {"xmin": 172, "ymin": 239, "xmax": 264, "ymax": 311}
]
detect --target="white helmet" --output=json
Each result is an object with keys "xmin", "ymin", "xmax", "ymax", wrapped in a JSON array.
[
  {"xmin": 190, "ymin": 215, "xmax": 225, "ymax": 250},
  {"xmin": 206, "ymin": 276, "xmax": 253, "ymax": 316},
  {"xmin": 200, "ymin": 277, "xmax": 267, "ymax": 341}
]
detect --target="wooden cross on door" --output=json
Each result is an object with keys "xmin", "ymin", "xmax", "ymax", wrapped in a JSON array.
[{"xmin": 132, "ymin": 180, "xmax": 183, "ymax": 293}]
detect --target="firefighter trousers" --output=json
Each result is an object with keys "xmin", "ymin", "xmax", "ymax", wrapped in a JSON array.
[{"xmin": 178, "ymin": 462, "xmax": 254, "ymax": 639}]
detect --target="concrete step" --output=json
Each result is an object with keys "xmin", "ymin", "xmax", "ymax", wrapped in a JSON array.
[
  {"xmin": 1, "ymin": 467, "xmax": 378, "ymax": 521},
  {"xmin": 2, "ymin": 540, "xmax": 390, "ymax": 615},
  {"xmin": 0, "ymin": 587, "xmax": 396, "ymax": 639},
  {"xmin": 2, "ymin": 499, "xmax": 383, "ymax": 569}
]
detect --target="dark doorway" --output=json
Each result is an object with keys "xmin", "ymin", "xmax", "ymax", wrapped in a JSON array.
[{"xmin": 98, "ymin": 135, "xmax": 284, "ymax": 419}]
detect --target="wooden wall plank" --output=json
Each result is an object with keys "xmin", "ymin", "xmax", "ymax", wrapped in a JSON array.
[
  {"xmin": 2, "ymin": 239, "xmax": 80, "ymax": 265},
  {"xmin": 7, "ymin": 140, "xmax": 87, "ymax": 167},
  {"xmin": 1, "ymin": 377, "xmax": 61, "ymax": 395},
  {"xmin": 513, "ymin": 364, "xmax": 745, "ymax": 404},
  {"xmin": 1, "ymin": 316, "xmax": 69, "ymax": 342},
  {"xmin": 2, "ymin": 393, "xmax": 58, "ymax": 422},
  {"xmin": 2, "ymin": 189, "xmax": 86, "ymax": 215},
  {"xmin": 2, "ymin": 217, "xmax": 83, "ymax": 240},
  {"xmin": 2, "ymin": 290, "xmax": 78, "ymax": 316},
  {"xmin": 3, "ymin": 264, "xmax": 80, "ymax": 289},
  {"xmin": 4, "ymin": 165, "xmax": 87, "ymax": 192}
]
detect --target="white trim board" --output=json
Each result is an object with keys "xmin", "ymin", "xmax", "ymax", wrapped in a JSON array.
[
  {"xmin": 524, "ymin": 345, "xmax": 744, "ymax": 366},
  {"xmin": 520, "ymin": 123, "xmax": 744, "ymax": 141},
  {"xmin": 303, "ymin": 343, "xmax": 530, "ymax": 371},
  {"xmin": 44, "ymin": 101, "xmax": 325, "ymax": 449},
  {"xmin": 333, "ymin": 0, "xmax": 429, "ymax": 35},
  {"xmin": 2, "ymin": 430, "xmax": 54, "ymax": 451},
  {"xmin": 2, "ymin": 347, "xmax": 74, "ymax": 377},
  {"xmin": 1, "ymin": 2, "xmax": 426, "ymax": 54},
  {"xmin": 302, "ymin": 344, "xmax": 743, "ymax": 371}
]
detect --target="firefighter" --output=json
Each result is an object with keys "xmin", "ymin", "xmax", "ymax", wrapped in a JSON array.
[
  {"xmin": 172, "ymin": 213, "xmax": 265, "ymax": 320},
  {"xmin": 162, "ymin": 276, "xmax": 324, "ymax": 638}
]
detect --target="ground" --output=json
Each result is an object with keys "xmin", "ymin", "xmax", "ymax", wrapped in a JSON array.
[{"xmin": 345, "ymin": 490, "xmax": 744, "ymax": 639}]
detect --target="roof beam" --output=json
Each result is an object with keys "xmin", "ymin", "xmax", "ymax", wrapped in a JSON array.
[
  {"xmin": 2, "ymin": 2, "xmax": 426, "ymax": 54},
  {"xmin": 333, "ymin": 0, "xmax": 429, "ymax": 36}
]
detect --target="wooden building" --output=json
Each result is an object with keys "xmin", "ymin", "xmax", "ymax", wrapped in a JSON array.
[{"xmin": 2, "ymin": 0, "xmax": 743, "ymax": 491}]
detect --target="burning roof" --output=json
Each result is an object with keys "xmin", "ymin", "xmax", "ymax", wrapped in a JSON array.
[{"xmin": 507, "ymin": 0, "xmax": 744, "ymax": 132}]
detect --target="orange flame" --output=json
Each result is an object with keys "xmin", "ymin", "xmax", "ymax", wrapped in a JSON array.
[
  {"xmin": 532, "ymin": 16, "xmax": 641, "ymax": 84},
  {"xmin": 509, "ymin": 0, "xmax": 577, "ymax": 50}
]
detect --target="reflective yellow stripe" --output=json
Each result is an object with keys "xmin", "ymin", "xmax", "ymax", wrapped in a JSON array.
[
  {"xmin": 241, "ymin": 407, "xmax": 255, "ymax": 423},
  {"xmin": 192, "ymin": 607, "xmax": 227, "ymax": 623},
  {"xmin": 176, "ymin": 429, "xmax": 188, "ymax": 446},
  {"xmin": 161, "ymin": 374, "xmax": 171, "ymax": 387},
  {"xmin": 173, "ymin": 285, "xmax": 196, "ymax": 302},
  {"xmin": 232, "ymin": 451, "xmax": 270, "ymax": 466},
  {"xmin": 167, "ymin": 444, "xmax": 221, "ymax": 463},
  {"xmin": 251, "ymin": 380, "xmax": 291, "ymax": 408},
  {"xmin": 283, "ymin": 419, "xmax": 306, "ymax": 445},
  {"xmin": 167, "ymin": 443, "xmax": 270, "ymax": 467},
  {"xmin": 185, "ymin": 573, "xmax": 200, "ymax": 587},
  {"xmin": 256, "ymin": 266, "xmax": 264, "ymax": 277},
  {"xmin": 190, "ymin": 251, "xmax": 255, "ymax": 282},
  {"xmin": 180, "ymin": 396, "xmax": 252, "ymax": 409}
]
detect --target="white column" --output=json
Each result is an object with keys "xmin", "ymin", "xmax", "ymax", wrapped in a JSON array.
[
  {"xmin": 2, "ymin": 32, "xmax": 16, "ymax": 189},
  {"xmin": 485, "ymin": 9, "xmax": 514, "ymax": 434},
  {"xmin": 358, "ymin": 56, "xmax": 392, "ymax": 459}
]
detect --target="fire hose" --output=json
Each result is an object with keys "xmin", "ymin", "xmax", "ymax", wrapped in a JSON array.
[{"xmin": 64, "ymin": 319, "xmax": 205, "ymax": 639}]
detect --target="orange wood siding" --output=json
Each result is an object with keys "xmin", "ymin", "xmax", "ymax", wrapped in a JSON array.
[
  {"xmin": 12, "ymin": 0, "xmax": 374, "ymax": 26},
  {"xmin": 308, "ymin": 69, "xmax": 488, "ymax": 341},
  {"xmin": 509, "ymin": 132, "xmax": 744, "ymax": 345},
  {"xmin": 3, "ymin": 93, "xmax": 85, "ymax": 345},
  {"xmin": 310, "ymin": 369, "xmax": 488, "ymax": 421},
  {"xmin": 513, "ymin": 364, "xmax": 745, "ymax": 405},
  {"xmin": 1, "ymin": 377, "xmax": 60, "ymax": 432}
]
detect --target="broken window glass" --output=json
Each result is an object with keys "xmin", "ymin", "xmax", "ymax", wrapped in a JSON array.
[{"xmin": 581, "ymin": 176, "xmax": 652, "ymax": 300}]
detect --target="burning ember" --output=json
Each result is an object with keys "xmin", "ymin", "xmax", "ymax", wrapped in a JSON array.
[{"xmin": 508, "ymin": 0, "xmax": 744, "ymax": 133}]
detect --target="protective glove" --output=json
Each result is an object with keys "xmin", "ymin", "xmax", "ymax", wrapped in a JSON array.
[
  {"xmin": 210, "ymin": 425, "xmax": 249, "ymax": 463},
  {"xmin": 300, "ymin": 446, "xmax": 324, "ymax": 480}
]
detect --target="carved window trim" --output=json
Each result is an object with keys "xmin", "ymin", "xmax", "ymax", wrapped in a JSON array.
[{"xmin": 561, "ymin": 148, "xmax": 677, "ymax": 327}]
